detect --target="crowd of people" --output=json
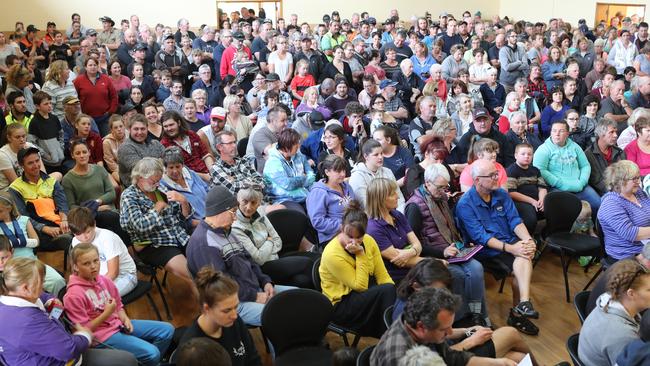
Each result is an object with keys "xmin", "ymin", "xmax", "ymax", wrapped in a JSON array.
[{"xmin": 0, "ymin": 5, "xmax": 648, "ymax": 366}]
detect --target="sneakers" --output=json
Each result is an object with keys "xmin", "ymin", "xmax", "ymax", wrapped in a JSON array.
[
  {"xmin": 513, "ymin": 300, "xmax": 539, "ymax": 319},
  {"xmin": 507, "ymin": 309, "xmax": 539, "ymax": 336}
]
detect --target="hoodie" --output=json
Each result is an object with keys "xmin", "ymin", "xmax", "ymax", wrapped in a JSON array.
[
  {"xmin": 263, "ymin": 146, "xmax": 315, "ymax": 204},
  {"xmin": 231, "ymin": 209, "xmax": 282, "ymax": 266},
  {"xmin": 349, "ymin": 162, "xmax": 405, "ymax": 212},
  {"xmin": 63, "ymin": 274, "xmax": 123, "ymax": 344},
  {"xmin": 533, "ymin": 137, "xmax": 591, "ymax": 192},
  {"xmin": 306, "ymin": 180, "xmax": 356, "ymax": 244}
]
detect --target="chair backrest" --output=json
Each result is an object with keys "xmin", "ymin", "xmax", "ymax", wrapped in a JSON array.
[
  {"xmin": 312, "ymin": 257, "xmax": 322, "ymax": 292},
  {"xmin": 566, "ymin": 333, "xmax": 585, "ymax": 366},
  {"xmin": 404, "ymin": 203, "xmax": 423, "ymax": 240},
  {"xmin": 383, "ymin": 304, "xmax": 395, "ymax": 329},
  {"xmin": 356, "ymin": 345, "xmax": 376, "ymax": 366},
  {"xmin": 573, "ymin": 290, "xmax": 591, "ymax": 324},
  {"xmin": 543, "ymin": 191, "xmax": 582, "ymax": 236},
  {"xmin": 237, "ymin": 137, "xmax": 249, "ymax": 158},
  {"xmin": 261, "ymin": 288, "xmax": 333, "ymax": 356},
  {"xmin": 267, "ymin": 209, "xmax": 309, "ymax": 256}
]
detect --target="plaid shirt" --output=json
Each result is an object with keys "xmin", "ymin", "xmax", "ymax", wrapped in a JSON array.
[
  {"xmin": 371, "ymin": 316, "xmax": 473, "ymax": 366},
  {"xmin": 527, "ymin": 77, "xmax": 549, "ymax": 100},
  {"xmin": 210, "ymin": 157, "xmax": 264, "ymax": 195},
  {"xmin": 258, "ymin": 90, "xmax": 295, "ymax": 116},
  {"xmin": 119, "ymin": 184, "xmax": 191, "ymax": 248}
]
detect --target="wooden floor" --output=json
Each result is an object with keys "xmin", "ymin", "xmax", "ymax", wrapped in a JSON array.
[{"xmin": 40, "ymin": 247, "xmax": 594, "ymax": 366}]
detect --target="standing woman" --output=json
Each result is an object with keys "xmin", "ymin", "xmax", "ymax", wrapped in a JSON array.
[
  {"xmin": 323, "ymin": 46, "xmax": 353, "ymax": 86},
  {"xmin": 268, "ymin": 35, "xmax": 294, "ymax": 86},
  {"xmin": 223, "ymin": 95, "xmax": 253, "ymax": 141},
  {"xmin": 73, "ymin": 57, "xmax": 118, "ymax": 136},
  {"xmin": 41, "ymin": 60, "xmax": 77, "ymax": 121},
  {"xmin": 178, "ymin": 267, "xmax": 262, "ymax": 365},
  {"xmin": 108, "ymin": 59, "xmax": 131, "ymax": 96},
  {"xmin": 410, "ymin": 41, "xmax": 436, "ymax": 82}
]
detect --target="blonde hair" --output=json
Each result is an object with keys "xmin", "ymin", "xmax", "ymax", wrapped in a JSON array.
[
  {"xmin": 294, "ymin": 59, "xmax": 309, "ymax": 76},
  {"xmin": 69, "ymin": 242, "xmax": 99, "ymax": 273},
  {"xmin": 5, "ymin": 65, "xmax": 31, "ymax": 86},
  {"xmin": 301, "ymin": 86, "xmax": 318, "ymax": 105},
  {"xmin": 604, "ymin": 160, "xmax": 640, "ymax": 193},
  {"xmin": 0, "ymin": 191, "xmax": 19, "ymax": 220},
  {"xmin": 222, "ymin": 94, "xmax": 239, "ymax": 111},
  {"xmin": 366, "ymin": 177, "xmax": 398, "ymax": 219},
  {"xmin": 45, "ymin": 60, "xmax": 69, "ymax": 83},
  {"xmin": 0, "ymin": 257, "xmax": 44, "ymax": 295}
]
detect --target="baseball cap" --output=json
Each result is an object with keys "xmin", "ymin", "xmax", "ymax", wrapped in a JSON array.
[
  {"xmin": 232, "ymin": 31, "xmax": 245, "ymax": 41},
  {"xmin": 379, "ymin": 79, "xmax": 398, "ymax": 89},
  {"xmin": 85, "ymin": 29, "xmax": 98, "ymax": 37},
  {"xmin": 266, "ymin": 73, "xmax": 281, "ymax": 81},
  {"xmin": 384, "ymin": 18, "xmax": 395, "ymax": 25},
  {"xmin": 62, "ymin": 96, "xmax": 80, "ymax": 105},
  {"xmin": 26, "ymin": 25, "xmax": 39, "ymax": 33},
  {"xmin": 309, "ymin": 110, "xmax": 325, "ymax": 128},
  {"xmin": 210, "ymin": 107, "xmax": 227, "ymax": 120},
  {"xmin": 133, "ymin": 43, "xmax": 148, "ymax": 51},
  {"xmin": 342, "ymin": 19, "xmax": 351, "ymax": 25},
  {"xmin": 164, "ymin": 34, "xmax": 175, "ymax": 41},
  {"xmin": 301, "ymin": 34, "xmax": 312, "ymax": 41},
  {"xmin": 205, "ymin": 186, "xmax": 238, "ymax": 217},
  {"xmin": 367, "ymin": 17, "xmax": 377, "ymax": 25},
  {"xmin": 17, "ymin": 147, "xmax": 40, "ymax": 165},
  {"xmin": 473, "ymin": 107, "xmax": 490, "ymax": 120}
]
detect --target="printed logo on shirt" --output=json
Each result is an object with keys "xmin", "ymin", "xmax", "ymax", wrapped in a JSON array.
[{"xmin": 233, "ymin": 341, "xmax": 246, "ymax": 357}]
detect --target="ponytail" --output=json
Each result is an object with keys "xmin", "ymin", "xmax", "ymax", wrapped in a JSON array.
[{"xmin": 195, "ymin": 267, "xmax": 239, "ymax": 308}]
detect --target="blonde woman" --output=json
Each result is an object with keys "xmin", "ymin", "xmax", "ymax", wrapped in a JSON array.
[
  {"xmin": 223, "ymin": 94, "xmax": 253, "ymax": 141},
  {"xmin": 41, "ymin": 60, "xmax": 77, "ymax": 121}
]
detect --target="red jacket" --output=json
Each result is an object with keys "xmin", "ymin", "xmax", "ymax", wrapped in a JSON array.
[
  {"xmin": 73, "ymin": 73, "xmax": 118, "ymax": 118},
  {"xmin": 219, "ymin": 45, "xmax": 252, "ymax": 78},
  {"xmin": 160, "ymin": 130, "xmax": 210, "ymax": 173},
  {"xmin": 75, "ymin": 131, "xmax": 104, "ymax": 164}
]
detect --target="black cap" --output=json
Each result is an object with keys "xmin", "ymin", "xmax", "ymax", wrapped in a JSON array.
[
  {"xmin": 205, "ymin": 186, "xmax": 237, "ymax": 216},
  {"xmin": 99, "ymin": 16, "xmax": 115, "ymax": 26},
  {"xmin": 266, "ymin": 73, "xmax": 280, "ymax": 81},
  {"xmin": 310, "ymin": 110, "xmax": 325, "ymax": 125},
  {"xmin": 17, "ymin": 147, "xmax": 40, "ymax": 164},
  {"xmin": 301, "ymin": 34, "xmax": 312, "ymax": 41},
  {"xmin": 26, "ymin": 25, "xmax": 39, "ymax": 33},
  {"xmin": 473, "ymin": 107, "xmax": 490, "ymax": 120},
  {"xmin": 121, "ymin": 103, "xmax": 136, "ymax": 114},
  {"xmin": 85, "ymin": 29, "xmax": 97, "ymax": 37},
  {"xmin": 232, "ymin": 31, "xmax": 245, "ymax": 40},
  {"xmin": 332, "ymin": 11, "xmax": 339, "ymax": 16},
  {"xmin": 368, "ymin": 17, "xmax": 377, "ymax": 25},
  {"xmin": 164, "ymin": 34, "xmax": 175, "ymax": 41},
  {"xmin": 323, "ymin": 14, "xmax": 331, "ymax": 22},
  {"xmin": 47, "ymin": 21, "xmax": 56, "ymax": 27},
  {"xmin": 134, "ymin": 42, "xmax": 148, "ymax": 51}
]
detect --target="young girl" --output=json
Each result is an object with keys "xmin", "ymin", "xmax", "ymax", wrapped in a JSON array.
[
  {"xmin": 459, "ymin": 137, "xmax": 508, "ymax": 192},
  {"xmin": 103, "ymin": 115, "xmax": 126, "ymax": 185},
  {"xmin": 64, "ymin": 243, "xmax": 174, "ymax": 366},
  {"xmin": 73, "ymin": 114, "xmax": 104, "ymax": 167},
  {"xmin": 289, "ymin": 60, "xmax": 315, "ymax": 108},
  {"xmin": 0, "ymin": 124, "xmax": 50, "ymax": 190},
  {"xmin": 130, "ymin": 65, "xmax": 156, "ymax": 102},
  {"xmin": 0, "ymin": 192, "xmax": 65, "ymax": 295}
]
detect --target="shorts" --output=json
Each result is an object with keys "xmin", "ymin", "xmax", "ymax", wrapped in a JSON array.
[
  {"xmin": 136, "ymin": 245, "xmax": 183, "ymax": 267},
  {"xmin": 478, "ymin": 251, "xmax": 515, "ymax": 277}
]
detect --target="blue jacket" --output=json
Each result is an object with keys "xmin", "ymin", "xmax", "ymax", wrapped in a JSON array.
[
  {"xmin": 479, "ymin": 82, "xmax": 506, "ymax": 119},
  {"xmin": 541, "ymin": 61, "xmax": 564, "ymax": 90},
  {"xmin": 263, "ymin": 147, "xmax": 315, "ymax": 204},
  {"xmin": 306, "ymin": 180, "xmax": 355, "ymax": 243},
  {"xmin": 533, "ymin": 137, "xmax": 591, "ymax": 192},
  {"xmin": 160, "ymin": 167, "xmax": 209, "ymax": 220},
  {"xmin": 190, "ymin": 79, "xmax": 220, "ymax": 108},
  {"xmin": 300, "ymin": 128, "xmax": 357, "ymax": 164}
]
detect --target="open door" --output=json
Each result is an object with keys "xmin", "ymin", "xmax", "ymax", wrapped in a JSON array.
[
  {"xmin": 217, "ymin": 0, "xmax": 282, "ymax": 29},
  {"xmin": 595, "ymin": 3, "xmax": 645, "ymax": 27}
]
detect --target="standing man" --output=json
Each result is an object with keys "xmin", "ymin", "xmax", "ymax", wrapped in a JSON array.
[
  {"xmin": 97, "ymin": 16, "xmax": 121, "ymax": 53},
  {"xmin": 320, "ymin": 20, "xmax": 346, "ymax": 61},
  {"xmin": 499, "ymin": 30, "xmax": 529, "ymax": 91},
  {"xmin": 155, "ymin": 35, "xmax": 190, "ymax": 81},
  {"xmin": 219, "ymin": 32, "xmax": 251, "ymax": 79},
  {"xmin": 293, "ymin": 35, "xmax": 326, "ymax": 83},
  {"xmin": 116, "ymin": 28, "xmax": 138, "ymax": 70}
]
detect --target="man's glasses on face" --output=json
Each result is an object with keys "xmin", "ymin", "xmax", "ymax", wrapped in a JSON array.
[{"xmin": 477, "ymin": 172, "xmax": 499, "ymax": 180}]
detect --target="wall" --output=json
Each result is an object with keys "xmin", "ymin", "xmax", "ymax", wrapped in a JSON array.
[
  {"xmin": 0, "ymin": 0, "xmax": 217, "ymax": 32},
  {"xmin": 498, "ymin": 0, "xmax": 647, "ymax": 27}
]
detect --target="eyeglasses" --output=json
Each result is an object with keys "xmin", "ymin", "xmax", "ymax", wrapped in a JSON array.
[
  {"xmin": 477, "ymin": 172, "xmax": 499, "ymax": 180},
  {"xmin": 626, "ymin": 176, "xmax": 641, "ymax": 182},
  {"xmin": 219, "ymin": 140, "xmax": 237, "ymax": 145},
  {"xmin": 433, "ymin": 183, "xmax": 450, "ymax": 192}
]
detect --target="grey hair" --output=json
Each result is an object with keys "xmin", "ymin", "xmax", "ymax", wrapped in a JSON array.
[
  {"xmin": 514, "ymin": 77, "xmax": 528, "ymax": 88},
  {"xmin": 177, "ymin": 18, "xmax": 189, "ymax": 27},
  {"xmin": 628, "ymin": 108, "xmax": 650, "ymax": 127},
  {"xmin": 203, "ymin": 26, "xmax": 214, "ymax": 35},
  {"xmin": 456, "ymin": 93, "xmax": 471, "ymax": 103},
  {"xmin": 403, "ymin": 287, "xmax": 460, "ymax": 329},
  {"xmin": 398, "ymin": 346, "xmax": 446, "ymax": 366},
  {"xmin": 505, "ymin": 91, "xmax": 518, "ymax": 106},
  {"xmin": 191, "ymin": 88, "xmax": 207, "ymax": 99},
  {"xmin": 604, "ymin": 160, "xmax": 640, "ymax": 192},
  {"xmin": 594, "ymin": 118, "xmax": 618, "ymax": 137},
  {"xmin": 215, "ymin": 130, "xmax": 236, "ymax": 145},
  {"xmin": 429, "ymin": 64, "xmax": 442, "ymax": 74},
  {"xmin": 424, "ymin": 163, "xmax": 450, "ymax": 183},
  {"xmin": 162, "ymin": 146, "xmax": 185, "ymax": 166},
  {"xmin": 510, "ymin": 110, "xmax": 527, "ymax": 123},
  {"xmin": 419, "ymin": 96, "xmax": 437, "ymax": 108},
  {"xmin": 198, "ymin": 64, "xmax": 211, "ymax": 73},
  {"xmin": 237, "ymin": 187, "xmax": 263, "ymax": 203},
  {"xmin": 131, "ymin": 157, "xmax": 164, "ymax": 185},
  {"xmin": 471, "ymin": 161, "xmax": 485, "ymax": 179}
]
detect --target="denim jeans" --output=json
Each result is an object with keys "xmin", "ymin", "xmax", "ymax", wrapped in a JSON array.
[
  {"xmin": 572, "ymin": 186, "xmax": 601, "ymax": 219},
  {"xmin": 100, "ymin": 320, "xmax": 174, "ymax": 366},
  {"xmin": 448, "ymin": 259, "xmax": 487, "ymax": 319},
  {"xmin": 237, "ymin": 285, "xmax": 296, "ymax": 326}
]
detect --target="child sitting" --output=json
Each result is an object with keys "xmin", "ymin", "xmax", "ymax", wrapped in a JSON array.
[
  {"xmin": 0, "ymin": 192, "xmax": 65, "ymax": 296},
  {"xmin": 289, "ymin": 60, "xmax": 316, "ymax": 108},
  {"xmin": 64, "ymin": 243, "xmax": 174, "ymax": 366},
  {"xmin": 155, "ymin": 70, "xmax": 172, "ymax": 103},
  {"xmin": 71, "ymin": 114, "xmax": 104, "ymax": 167},
  {"xmin": 28, "ymin": 91, "xmax": 65, "ymax": 172},
  {"xmin": 506, "ymin": 143, "xmax": 548, "ymax": 235},
  {"xmin": 68, "ymin": 207, "xmax": 137, "ymax": 296}
]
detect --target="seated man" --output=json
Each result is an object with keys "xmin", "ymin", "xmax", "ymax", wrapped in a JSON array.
[
  {"xmin": 186, "ymin": 186, "xmax": 293, "ymax": 326},
  {"xmin": 533, "ymin": 120, "xmax": 600, "ymax": 215},
  {"xmin": 160, "ymin": 110, "xmax": 214, "ymax": 182},
  {"xmin": 9, "ymin": 147, "xmax": 72, "ymax": 252},
  {"xmin": 323, "ymin": 79, "xmax": 357, "ymax": 120},
  {"xmin": 452, "ymin": 107, "xmax": 509, "ymax": 165},
  {"xmin": 371, "ymin": 287, "xmax": 519, "ymax": 365},
  {"xmin": 249, "ymin": 106, "xmax": 288, "ymax": 173},
  {"xmin": 456, "ymin": 159, "xmax": 539, "ymax": 335},
  {"xmin": 597, "ymin": 79, "xmax": 633, "ymax": 135},
  {"xmin": 210, "ymin": 130, "xmax": 264, "ymax": 195},
  {"xmin": 584, "ymin": 118, "xmax": 626, "ymax": 196},
  {"xmin": 117, "ymin": 114, "xmax": 165, "ymax": 186}
]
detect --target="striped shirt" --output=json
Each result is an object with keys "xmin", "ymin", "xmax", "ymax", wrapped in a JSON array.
[{"xmin": 598, "ymin": 190, "xmax": 650, "ymax": 260}]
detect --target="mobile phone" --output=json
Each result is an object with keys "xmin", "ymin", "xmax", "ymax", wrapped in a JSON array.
[{"xmin": 50, "ymin": 307, "xmax": 63, "ymax": 320}]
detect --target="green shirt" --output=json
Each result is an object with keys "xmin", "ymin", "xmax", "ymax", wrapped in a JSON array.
[{"xmin": 61, "ymin": 164, "xmax": 116, "ymax": 208}]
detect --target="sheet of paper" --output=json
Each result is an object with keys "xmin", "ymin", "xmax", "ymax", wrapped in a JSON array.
[{"xmin": 517, "ymin": 354, "xmax": 533, "ymax": 366}]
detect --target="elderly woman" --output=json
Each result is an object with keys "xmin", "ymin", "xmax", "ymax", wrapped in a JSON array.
[
  {"xmin": 479, "ymin": 68, "xmax": 506, "ymax": 121},
  {"xmin": 159, "ymin": 147, "xmax": 209, "ymax": 227},
  {"xmin": 598, "ymin": 160, "xmax": 650, "ymax": 261},
  {"xmin": 191, "ymin": 89, "xmax": 211, "ymax": 126},
  {"xmin": 232, "ymin": 186, "xmax": 314, "ymax": 288},
  {"xmin": 450, "ymin": 93, "xmax": 474, "ymax": 137},
  {"xmin": 263, "ymin": 128, "xmax": 315, "ymax": 215},
  {"xmin": 222, "ymin": 94, "xmax": 252, "ymax": 142},
  {"xmin": 41, "ymin": 60, "xmax": 77, "ymax": 121},
  {"xmin": 73, "ymin": 57, "xmax": 118, "ymax": 136},
  {"xmin": 410, "ymin": 41, "xmax": 436, "ymax": 82},
  {"xmin": 394, "ymin": 59, "xmax": 424, "ymax": 116},
  {"xmin": 405, "ymin": 164, "xmax": 489, "ymax": 325},
  {"xmin": 441, "ymin": 45, "xmax": 469, "ymax": 84},
  {"xmin": 405, "ymin": 134, "xmax": 461, "ymax": 198},
  {"xmin": 504, "ymin": 111, "xmax": 543, "ymax": 163},
  {"xmin": 624, "ymin": 116, "xmax": 650, "ymax": 177},
  {"xmin": 119, "ymin": 157, "xmax": 193, "ymax": 281},
  {"xmin": 618, "ymin": 108, "xmax": 650, "ymax": 150},
  {"xmin": 5, "ymin": 64, "xmax": 34, "ymax": 113}
]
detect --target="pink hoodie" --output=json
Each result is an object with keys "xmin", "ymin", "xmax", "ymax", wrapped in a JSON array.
[{"xmin": 63, "ymin": 274, "xmax": 124, "ymax": 344}]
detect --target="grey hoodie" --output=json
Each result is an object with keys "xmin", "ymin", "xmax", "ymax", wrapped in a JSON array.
[{"xmin": 349, "ymin": 162, "xmax": 405, "ymax": 212}]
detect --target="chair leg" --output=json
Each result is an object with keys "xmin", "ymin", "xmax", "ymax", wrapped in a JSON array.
[
  {"xmin": 162, "ymin": 271, "xmax": 169, "ymax": 288},
  {"xmin": 151, "ymin": 274, "xmax": 173, "ymax": 320},
  {"xmin": 145, "ymin": 292, "xmax": 163, "ymax": 321},
  {"xmin": 532, "ymin": 239, "xmax": 547, "ymax": 268},
  {"xmin": 341, "ymin": 333, "xmax": 350, "ymax": 347},
  {"xmin": 350, "ymin": 334, "xmax": 361, "ymax": 348},
  {"xmin": 559, "ymin": 249, "xmax": 571, "ymax": 303},
  {"xmin": 583, "ymin": 266, "xmax": 604, "ymax": 291},
  {"xmin": 498, "ymin": 277, "xmax": 506, "ymax": 293}
]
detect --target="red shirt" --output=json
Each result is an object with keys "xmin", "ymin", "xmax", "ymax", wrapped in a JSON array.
[
  {"xmin": 160, "ymin": 130, "xmax": 210, "ymax": 173},
  {"xmin": 219, "ymin": 45, "xmax": 252, "ymax": 78},
  {"xmin": 289, "ymin": 74, "xmax": 315, "ymax": 107},
  {"xmin": 73, "ymin": 73, "xmax": 118, "ymax": 118},
  {"xmin": 75, "ymin": 131, "xmax": 104, "ymax": 164}
]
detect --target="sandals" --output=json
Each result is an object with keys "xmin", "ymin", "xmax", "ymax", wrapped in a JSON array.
[{"xmin": 507, "ymin": 309, "xmax": 539, "ymax": 336}]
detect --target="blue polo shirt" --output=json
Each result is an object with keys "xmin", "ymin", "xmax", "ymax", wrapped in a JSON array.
[
  {"xmin": 367, "ymin": 209, "xmax": 412, "ymax": 281},
  {"xmin": 455, "ymin": 186, "xmax": 522, "ymax": 257}
]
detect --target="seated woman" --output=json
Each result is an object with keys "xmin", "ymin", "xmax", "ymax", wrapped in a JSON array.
[
  {"xmin": 71, "ymin": 114, "xmax": 104, "ymax": 169},
  {"xmin": 393, "ymin": 258, "xmax": 534, "ymax": 363},
  {"xmin": 459, "ymin": 138, "xmax": 508, "ymax": 192},
  {"xmin": 231, "ymin": 187, "xmax": 314, "ymax": 289},
  {"xmin": 159, "ymin": 147, "xmax": 209, "ymax": 227},
  {"xmin": 143, "ymin": 102, "xmax": 163, "ymax": 141},
  {"xmin": 372, "ymin": 126, "xmax": 414, "ymax": 187},
  {"xmin": 119, "ymin": 157, "xmax": 193, "ymax": 281},
  {"xmin": 182, "ymin": 98, "xmax": 204, "ymax": 133},
  {"xmin": 295, "ymin": 86, "xmax": 332, "ymax": 120},
  {"xmin": 102, "ymin": 115, "xmax": 126, "ymax": 186},
  {"xmin": 64, "ymin": 243, "xmax": 174, "ymax": 366},
  {"xmin": 224, "ymin": 95, "xmax": 253, "ymax": 142},
  {"xmin": 178, "ymin": 267, "xmax": 261, "ymax": 365},
  {"xmin": 319, "ymin": 200, "xmax": 396, "ymax": 338},
  {"xmin": 579, "ymin": 259, "xmax": 650, "ymax": 366},
  {"xmin": 350, "ymin": 139, "xmax": 405, "ymax": 211},
  {"xmin": 539, "ymin": 86, "xmax": 569, "ymax": 138},
  {"xmin": 599, "ymin": 160, "xmax": 650, "ymax": 261},
  {"xmin": 405, "ymin": 164, "xmax": 488, "ymax": 325},
  {"xmin": 405, "ymin": 134, "xmax": 461, "ymax": 198},
  {"xmin": 503, "ymin": 111, "xmax": 543, "ymax": 165},
  {"xmin": 317, "ymin": 124, "xmax": 356, "ymax": 179},
  {"xmin": 0, "ymin": 124, "xmax": 50, "ymax": 190},
  {"xmin": 0, "ymin": 257, "xmax": 138, "ymax": 366},
  {"xmin": 263, "ymin": 128, "xmax": 315, "ymax": 215},
  {"xmin": 624, "ymin": 116, "xmax": 650, "ymax": 178},
  {"xmin": 307, "ymin": 155, "xmax": 356, "ymax": 246}
]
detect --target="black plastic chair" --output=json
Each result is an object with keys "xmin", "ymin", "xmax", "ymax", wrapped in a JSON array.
[
  {"xmin": 566, "ymin": 333, "xmax": 585, "ymax": 366},
  {"xmin": 267, "ymin": 209, "xmax": 309, "ymax": 257},
  {"xmin": 383, "ymin": 304, "xmax": 394, "ymax": 329},
  {"xmin": 129, "ymin": 250, "xmax": 173, "ymax": 320},
  {"xmin": 261, "ymin": 288, "xmax": 333, "ymax": 365},
  {"xmin": 582, "ymin": 219, "xmax": 618, "ymax": 291},
  {"xmin": 573, "ymin": 290, "xmax": 591, "ymax": 324},
  {"xmin": 121, "ymin": 280, "xmax": 164, "ymax": 321},
  {"xmin": 356, "ymin": 345, "xmax": 376, "ymax": 366},
  {"xmin": 542, "ymin": 192, "xmax": 601, "ymax": 302},
  {"xmin": 311, "ymin": 258, "xmax": 362, "ymax": 348},
  {"xmin": 237, "ymin": 137, "xmax": 249, "ymax": 158}
]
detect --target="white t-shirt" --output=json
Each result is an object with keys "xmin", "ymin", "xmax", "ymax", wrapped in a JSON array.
[
  {"xmin": 0, "ymin": 142, "xmax": 38, "ymax": 190},
  {"xmin": 71, "ymin": 227, "xmax": 137, "ymax": 279},
  {"xmin": 267, "ymin": 51, "xmax": 293, "ymax": 82}
]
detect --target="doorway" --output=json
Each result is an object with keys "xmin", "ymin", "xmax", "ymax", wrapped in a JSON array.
[
  {"xmin": 216, "ymin": 0, "xmax": 282, "ymax": 29},
  {"xmin": 595, "ymin": 3, "xmax": 645, "ymax": 27}
]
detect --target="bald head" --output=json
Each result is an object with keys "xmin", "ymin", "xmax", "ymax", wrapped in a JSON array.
[
  {"xmin": 471, "ymin": 159, "xmax": 496, "ymax": 180},
  {"xmin": 124, "ymin": 29, "xmax": 137, "ymax": 45}
]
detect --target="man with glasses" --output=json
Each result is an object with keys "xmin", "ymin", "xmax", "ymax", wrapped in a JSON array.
[
  {"xmin": 210, "ymin": 130, "xmax": 263, "ymax": 196},
  {"xmin": 456, "ymin": 158, "xmax": 539, "ymax": 335},
  {"xmin": 499, "ymin": 30, "xmax": 529, "ymax": 91},
  {"xmin": 191, "ymin": 64, "xmax": 220, "ymax": 107},
  {"xmin": 454, "ymin": 107, "xmax": 509, "ymax": 165}
]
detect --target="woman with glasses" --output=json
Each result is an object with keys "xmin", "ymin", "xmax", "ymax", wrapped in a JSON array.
[
  {"xmin": 223, "ymin": 94, "xmax": 252, "ymax": 142},
  {"xmin": 246, "ymin": 72, "xmax": 267, "ymax": 111},
  {"xmin": 579, "ymin": 259, "xmax": 650, "ymax": 366},
  {"xmin": 404, "ymin": 164, "xmax": 489, "ymax": 326},
  {"xmin": 191, "ymin": 89, "xmax": 211, "ymax": 126},
  {"xmin": 598, "ymin": 161, "xmax": 650, "ymax": 261}
]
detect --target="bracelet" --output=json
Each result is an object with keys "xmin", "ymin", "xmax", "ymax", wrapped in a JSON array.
[
  {"xmin": 412, "ymin": 247, "xmax": 418, "ymax": 256},
  {"xmin": 501, "ymin": 241, "xmax": 506, "ymax": 252}
]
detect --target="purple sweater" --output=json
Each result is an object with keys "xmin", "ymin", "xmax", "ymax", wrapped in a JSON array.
[
  {"xmin": 598, "ymin": 190, "xmax": 650, "ymax": 260},
  {"xmin": 0, "ymin": 295, "xmax": 90, "ymax": 365},
  {"xmin": 306, "ymin": 180, "xmax": 355, "ymax": 244}
]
